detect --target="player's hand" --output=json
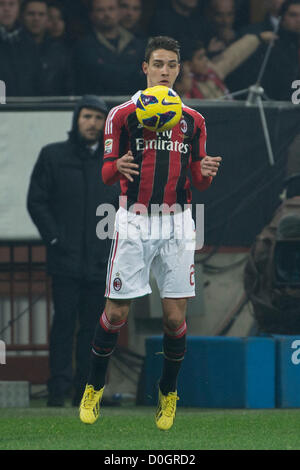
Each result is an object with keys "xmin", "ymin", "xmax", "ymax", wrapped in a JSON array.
[
  {"xmin": 201, "ymin": 156, "xmax": 222, "ymax": 177},
  {"xmin": 116, "ymin": 151, "xmax": 139, "ymax": 182}
]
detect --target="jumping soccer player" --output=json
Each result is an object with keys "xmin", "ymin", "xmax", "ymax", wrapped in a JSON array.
[{"xmin": 79, "ymin": 35, "xmax": 222, "ymax": 430}]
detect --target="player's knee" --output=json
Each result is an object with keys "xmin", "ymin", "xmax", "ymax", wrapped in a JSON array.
[
  {"xmin": 163, "ymin": 313, "xmax": 185, "ymax": 332},
  {"xmin": 109, "ymin": 311, "xmax": 127, "ymax": 324},
  {"xmin": 105, "ymin": 299, "xmax": 130, "ymax": 324}
]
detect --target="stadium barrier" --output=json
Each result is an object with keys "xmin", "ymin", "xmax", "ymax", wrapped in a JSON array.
[
  {"xmin": 274, "ymin": 335, "xmax": 300, "ymax": 408},
  {"xmin": 0, "ymin": 241, "xmax": 51, "ymax": 384},
  {"xmin": 143, "ymin": 335, "xmax": 300, "ymax": 408}
]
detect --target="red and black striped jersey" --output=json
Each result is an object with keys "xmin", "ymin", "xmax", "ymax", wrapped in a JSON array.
[{"xmin": 102, "ymin": 91, "xmax": 212, "ymax": 208}]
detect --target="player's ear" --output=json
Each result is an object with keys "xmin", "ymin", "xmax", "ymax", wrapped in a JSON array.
[{"xmin": 142, "ymin": 61, "xmax": 148, "ymax": 76}]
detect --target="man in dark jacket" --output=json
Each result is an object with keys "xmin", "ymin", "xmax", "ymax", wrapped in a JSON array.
[
  {"xmin": 226, "ymin": 0, "xmax": 300, "ymax": 101},
  {"xmin": 27, "ymin": 95, "xmax": 120, "ymax": 406},
  {"xmin": 261, "ymin": 0, "xmax": 300, "ymax": 100},
  {"xmin": 73, "ymin": 0, "xmax": 145, "ymax": 95},
  {"xmin": 21, "ymin": 0, "xmax": 74, "ymax": 96},
  {"xmin": 149, "ymin": 0, "xmax": 215, "ymax": 54},
  {"xmin": 0, "ymin": 0, "xmax": 40, "ymax": 96}
]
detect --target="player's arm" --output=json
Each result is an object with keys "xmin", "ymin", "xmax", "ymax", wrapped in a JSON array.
[
  {"xmin": 102, "ymin": 108, "xmax": 139, "ymax": 185},
  {"xmin": 190, "ymin": 115, "xmax": 221, "ymax": 190}
]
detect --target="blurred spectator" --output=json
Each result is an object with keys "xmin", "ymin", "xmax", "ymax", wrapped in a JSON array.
[
  {"xmin": 119, "ymin": 0, "xmax": 145, "ymax": 38},
  {"xmin": 0, "ymin": 0, "xmax": 19, "ymax": 31},
  {"xmin": 47, "ymin": 1, "xmax": 66, "ymax": 40},
  {"xmin": 260, "ymin": 0, "xmax": 300, "ymax": 100},
  {"xmin": 174, "ymin": 61, "xmax": 193, "ymax": 98},
  {"xmin": 149, "ymin": 0, "xmax": 215, "ymax": 53},
  {"xmin": 227, "ymin": 0, "xmax": 300, "ymax": 100},
  {"xmin": 73, "ymin": 0, "xmax": 146, "ymax": 95},
  {"xmin": 185, "ymin": 32, "xmax": 277, "ymax": 99},
  {"xmin": 22, "ymin": 0, "xmax": 49, "ymax": 44},
  {"xmin": 57, "ymin": 0, "xmax": 90, "ymax": 41},
  {"xmin": 241, "ymin": 0, "xmax": 286, "ymax": 34},
  {"xmin": 21, "ymin": 0, "xmax": 74, "ymax": 95},
  {"xmin": 186, "ymin": 40, "xmax": 229, "ymax": 98},
  {"xmin": 266, "ymin": 0, "xmax": 286, "ymax": 28},
  {"xmin": 204, "ymin": 0, "xmax": 238, "ymax": 55},
  {"xmin": 0, "ymin": 0, "xmax": 40, "ymax": 96},
  {"xmin": 262, "ymin": 0, "xmax": 286, "ymax": 29}
]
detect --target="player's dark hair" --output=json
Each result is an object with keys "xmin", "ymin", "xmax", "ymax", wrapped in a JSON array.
[
  {"xmin": 280, "ymin": 0, "xmax": 300, "ymax": 18},
  {"xmin": 144, "ymin": 36, "xmax": 181, "ymax": 63}
]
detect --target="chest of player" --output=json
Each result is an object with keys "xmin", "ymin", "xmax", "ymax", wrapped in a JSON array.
[{"xmin": 123, "ymin": 112, "xmax": 194, "ymax": 163}]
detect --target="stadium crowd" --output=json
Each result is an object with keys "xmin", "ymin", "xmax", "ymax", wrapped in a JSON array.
[{"xmin": 0, "ymin": 0, "xmax": 299, "ymax": 100}]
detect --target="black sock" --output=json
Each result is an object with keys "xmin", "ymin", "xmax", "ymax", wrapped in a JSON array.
[
  {"xmin": 159, "ymin": 327, "xmax": 187, "ymax": 395},
  {"xmin": 87, "ymin": 350, "xmax": 111, "ymax": 391},
  {"xmin": 159, "ymin": 357, "xmax": 183, "ymax": 395},
  {"xmin": 87, "ymin": 311, "xmax": 125, "ymax": 390}
]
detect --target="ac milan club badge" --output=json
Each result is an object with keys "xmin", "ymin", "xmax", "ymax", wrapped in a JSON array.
[
  {"xmin": 180, "ymin": 118, "xmax": 188, "ymax": 134},
  {"xmin": 113, "ymin": 277, "xmax": 122, "ymax": 291}
]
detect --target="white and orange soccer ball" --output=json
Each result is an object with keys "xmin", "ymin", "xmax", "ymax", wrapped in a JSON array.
[{"xmin": 136, "ymin": 86, "xmax": 182, "ymax": 133}]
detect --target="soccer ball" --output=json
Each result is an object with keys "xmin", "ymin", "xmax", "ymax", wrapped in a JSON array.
[{"xmin": 136, "ymin": 86, "xmax": 182, "ymax": 133}]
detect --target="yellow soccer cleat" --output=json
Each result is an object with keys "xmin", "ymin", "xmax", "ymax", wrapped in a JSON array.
[
  {"xmin": 79, "ymin": 384, "xmax": 104, "ymax": 424},
  {"xmin": 155, "ymin": 388, "xmax": 179, "ymax": 431}
]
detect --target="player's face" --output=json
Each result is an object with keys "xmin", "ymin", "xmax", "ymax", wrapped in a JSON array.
[
  {"xmin": 143, "ymin": 49, "xmax": 180, "ymax": 89},
  {"xmin": 22, "ymin": 1, "xmax": 49, "ymax": 37},
  {"xmin": 77, "ymin": 108, "xmax": 106, "ymax": 143},
  {"xmin": 282, "ymin": 4, "xmax": 300, "ymax": 34},
  {"xmin": 0, "ymin": 0, "xmax": 19, "ymax": 30}
]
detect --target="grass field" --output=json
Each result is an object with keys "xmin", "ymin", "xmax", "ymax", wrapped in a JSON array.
[{"xmin": 1, "ymin": 403, "xmax": 300, "ymax": 450}]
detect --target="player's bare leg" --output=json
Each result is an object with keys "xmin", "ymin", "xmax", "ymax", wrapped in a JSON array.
[
  {"xmin": 155, "ymin": 298, "xmax": 187, "ymax": 430},
  {"xmin": 79, "ymin": 299, "xmax": 130, "ymax": 424}
]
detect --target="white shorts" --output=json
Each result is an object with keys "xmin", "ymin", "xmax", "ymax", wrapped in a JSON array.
[{"xmin": 105, "ymin": 207, "xmax": 196, "ymax": 299}]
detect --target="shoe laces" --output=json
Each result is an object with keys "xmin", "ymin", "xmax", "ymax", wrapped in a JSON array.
[
  {"xmin": 162, "ymin": 393, "xmax": 179, "ymax": 417},
  {"xmin": 83, "ymin": 386, "xmax": 96, "ymax": 409}
]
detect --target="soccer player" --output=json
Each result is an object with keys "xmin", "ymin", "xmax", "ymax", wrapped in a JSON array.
[{"xmin": 79, "ymin": 35, "xmax": 222, "ymax": 430}]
